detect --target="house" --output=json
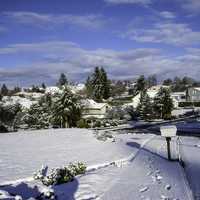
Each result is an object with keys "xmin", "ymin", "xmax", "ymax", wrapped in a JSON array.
[
  {"xmin": 171, "ymin": 92, "xmax": 186, "ymax": 102},
  {"xmin": 45, "ymin": 86, "xmax": 62, "ymax": 95},
  {"xmin": 170, "ymin": 92, "xmax": 186, "ymax": 108},
  {"xmin": 127, "ymin": 85, "xmax": 170, "ymax": 108},
  {"xmin": 186, "ymin": 87, "xmax": 200, "ymax": 102},
  {"xmin": 81, "ymin": 99, "xmax": 109, "ymax": 119}
]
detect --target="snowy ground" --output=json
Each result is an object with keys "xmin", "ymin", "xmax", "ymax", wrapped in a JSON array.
[
  {"xmin": 0, "ymin": 129, "xmax": 151, "ymax": 183},
  {"xmin": 178, "ymin": 136, "xmax": 200, "ymax": 200},
  {"xmin": 0, "ymin": 129, "xmax": 195, "ymax": 200}
]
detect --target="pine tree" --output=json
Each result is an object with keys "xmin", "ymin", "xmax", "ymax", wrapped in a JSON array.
[
  {"xmin": 85, "ymin": 67, "xmax": 111, "ymax": 102},
  {"xmin": 41, "ymin": 83, "xmax": 46, "ymax": 89},
  {"xmin": 137, "ymin": 90, "xmax": 153, "ymax": 120},
  {"xmin": 147, "ymin": 74, "xmax": 157, "ymax": 88},
  {"xmin": 153, "ymin": 87, "xmax": 173, "ymax": 119},
  {"xmin": 100, "ymin": 67, "xmax": 111, "ymax": 99},
  {"xmin": 52, "ymin": 86, "xmax": 81, "ymax": 128},
  {"xmin": 136, "ymin": 75, "xmax": 147, "ymax": 92},
  {"xmin": 58, "ymin": 73, "xmax": 68, "ymax": 87},
  {"xmin": 85, "ymin": 76, "xmax": 93, "ymax": 97},
  {"xmin": 1, "ymin": 84, "xmax": 8, "ymax": 96}
]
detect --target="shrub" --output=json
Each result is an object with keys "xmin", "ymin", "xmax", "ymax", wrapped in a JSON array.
[
  {"xmin": 179, "ymin": 101, "xmax": 200, "ymax": 107},
  {"xmin": 77, "ymin": 119, "xmax": 90, "ymax": 128},
  {"xmin": 34, "ymin": 162, "xmax": 86, "ymax": 186}
]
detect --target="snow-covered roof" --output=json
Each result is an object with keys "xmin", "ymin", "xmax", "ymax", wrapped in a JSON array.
[
  {"xmin": 171, "ymin": 92, "xmax": 186, "ymax": 95},
  {"xmin": 2, "ymin": 96, "xmax": 37, "ymax": 109},
  {"xmin": 15, "ymin": 92, "xmax": 44, "ymax": 99},
  {"xmin": 194, "ymin": 87, "xmax": 200, "ymax": 92},
  {"xmin": 81, "ymin": 99, "xmax": 107, "ymax": 109},
  {"xmin": 45, "ymin": 86, "xmax": 62, "ymax": 95}
]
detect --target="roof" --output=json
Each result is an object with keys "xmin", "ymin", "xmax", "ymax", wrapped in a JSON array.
[
  {"xmin": 81, "ymin": 99, "xmax": 107, "ymax": 109},
  {"xmin": 45, "ymin": 86, "xmax": 62, "ymax": 94},
  {"xmin": 194, "ymin": 87, "xmax": 200, "ymax": 92}
]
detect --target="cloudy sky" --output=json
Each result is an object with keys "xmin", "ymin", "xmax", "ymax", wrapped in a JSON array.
[{"xmin": 0, "ymin": 0, "xmax": 200, "ymax": 86}]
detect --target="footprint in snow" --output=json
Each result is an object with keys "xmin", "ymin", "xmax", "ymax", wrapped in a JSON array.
[
  {"xmin": 139, "ymin": 186, "xmax": 149, "ymax": 193},
  {"xmin": 165, "ymin": 184, "xmax": 171, "ymax": 190}
]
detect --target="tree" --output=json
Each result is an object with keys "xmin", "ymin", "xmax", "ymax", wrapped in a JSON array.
[
  {"xmin": 153, "ymin": 87, "xmax": 173, "ymax": 119},
  {"xmin": 111, "ymin": 80, "xmax": 126, "ymax": 97},
  {"xmin": 147, "ymin": 74, "xmax": 157, "ymax": 88},
  {"xmin": 136, "ymin": 90, "xmax": 154, "ymax": 120},
  {"xmin": 135, "ymin": 75, "xmax": 147, "ymax": 92},
  {"xmin": 1, "ymin": 84, "xmax": 8, "ymax": 96},
  {"xmin": 85, "ymin": 67, "xmax": 111, "ymax": 102},
  {"xmin": 163, "ymin": 78, "xmax": 173, "ymax": 86},
  {"xmin": 58, "ymin": 73, "xmax": 68, "ymax": 87},
  {"xmin": 52, "ymin": 87, "xmax": 81, "ymax": 128},
  {"xmin": 100, "ymin": 67, "xmax": 111, "ymax": 99},
  {"xmin": 13, "ymin": 86, "xmax": 21, "ymax": 94},
  {"xmin": 22, "ymin": 103, "xmax": 51, "ymax": 129},
  {"xmin": 41, "ymin": 83, "xmax": 46, "ymax": 89},
  {"xmin": 0, "ymin": 103, "xmax": 21, "ymax": 130}
]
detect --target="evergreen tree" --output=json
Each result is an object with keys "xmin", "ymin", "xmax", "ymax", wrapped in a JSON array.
[
  {"xmin": 163, "ymin": 78, "xmax": 173, "ymax": 86},
  {"xmin": 13, "ymin": 86, "xmax": 21, "ymax": 94},
  {"xmin": 52, "ymin": 86, "xmax": 81, "ymax": 128},
  {"xmin": 85, "ymin": 67, "xmax": 111, "ymax": 102},
  {"xmin": 136, "ymin": 75, "xmax": 147, "ymax": 92},
  {"xmin": 85, "ymin": 76, "xmax": 93, "ymax": 97},
  {"xmin": 1, "ymin": 84, "xmax": 8, "ymax": 96},
  {"xmin": 137, "ymin": 90, "xmax": 153, "ymax": 120},
  {"xmin": 23, "ymin": 102, "xmax": 51, "ymax": 129},
  {"xmin": 58, "ymin": 73, "xmax": 68, "ymax": 87},
  {"xmin": 147, "ymin": 74, "xmax": 157, "ymax": 88},
  {"xmin": 41, "ymin": 83, "xmax": 46, "ymax": 89},
  {"xmin": 92, "ymin": 67, "xmax": 103, "ymax": 102},
  {"xmin": 0, "ymin": 103, "xmax": 21, "ymax": 130},
  {"xmin": 153, "ymin": 87, "xmax": 173, "ymax": 119},
  {"xmin": 100, "ymin": 67, "xmax": 111, "ymax": 99}
]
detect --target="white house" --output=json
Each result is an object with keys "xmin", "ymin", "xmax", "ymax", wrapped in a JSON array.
[
  {"xmin": 45, "ymin": 86, "xmax": 62, "ymax": 95},
  {"xmin": 127, "ymin": 85, "xmax": 169, "ymax": 108},
  {"xmin": 187, "ymin": 87, "xmax": 200, "ymax": 102},
  {"xmin": 81, "ymin": 99, "xmax": 109, "ymax": 119},
  {"xmin": 171, "ymin": 92, "xmax": 186, "ymax": 102}
]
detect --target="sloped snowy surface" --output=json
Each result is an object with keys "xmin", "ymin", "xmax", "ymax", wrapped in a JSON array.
[
  {"xmin": 0, "ymin": 134, "xmax": 193, "ymax": 200},
  {"xmin": 0, "ymin": 129, "xmax": 151, "ymax": 184}
]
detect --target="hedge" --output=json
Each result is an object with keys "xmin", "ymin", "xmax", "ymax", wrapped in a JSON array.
[{"xmin": 179, "ymin": 101, "xmax": 200, "ymax": 107}]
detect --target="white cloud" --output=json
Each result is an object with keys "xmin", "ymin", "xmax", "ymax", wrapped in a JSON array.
[
  {"xmin": 159, "ymin": 11, "xmax": 176, "ymax": 19},
  {"xmin": 104, "ymin": 0, "xmax": 151, "ymax": 5},
  {"xmin": 0, "ymin": 40, "xmax": 200, "ymax": 86},
  {"xmin": 123, "ymin": 22, "xmax": 200, "ymax": 46},
  {"xmin": 2, "ymin": 12, "xmax": 107, "ymax": 30}
]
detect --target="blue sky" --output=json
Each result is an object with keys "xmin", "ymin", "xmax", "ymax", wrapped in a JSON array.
[{"xmin": 0, "ymin": 0, "xmax": 200, "ymax": 86}]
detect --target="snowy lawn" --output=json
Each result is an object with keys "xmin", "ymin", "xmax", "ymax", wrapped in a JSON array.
[
  {"xmin": 0, "ymin": 132, "xmax": 194, "ymax": 200},
  {"xmin": 0, "ymin": 129, "xmax": 194, "ymax": 200},
  {"xmin": 0, "ymin": 129, "xmax": 151, "ymax": 184}
]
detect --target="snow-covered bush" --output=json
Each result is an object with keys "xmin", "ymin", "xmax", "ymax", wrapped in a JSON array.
[
  {"xmin": 0, "ymin": 102, "xmax": 21, "ymax": 131},
  {"xmin": 106, "ymin": 106, "xmax": 127, "ymax": 120},
  {"xmin": 34, "ymin": 162, "xmax": 86, "ymax": 186},
  {"xmin": 77, "ymin": 119, "xmax": 90, "ymax": 128}
]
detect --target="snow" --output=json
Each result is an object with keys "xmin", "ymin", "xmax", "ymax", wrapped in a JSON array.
[
  {"xmin": 0, "ymin": 128, "xmax": 195, "ymax": 200},
  {"xmin": 0, "ymin": 129, "xmax": 151, "ymax": 184},
  {"xmin": 2, "ymin": 96, "xmax": 37, "ymax": 109},
  {"xmin": 81, "ymin": 99, "xmax": 107, "ymax": 109},
  {"xmin": 177, "ymin": 136, "xmax": 200, "ymax": 199},
  {"xmin": 45, "ymin": 86, "xmax": 62, "ymax": 95}
]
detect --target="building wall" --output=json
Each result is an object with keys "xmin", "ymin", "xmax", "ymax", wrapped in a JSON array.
[
  {"xmin": 82, "ymin": 105, "xmax": 108, "ymax": 119},
  {"xmin": 187, "ymin": 88, "xmax": 200, "ymax": 101}
]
